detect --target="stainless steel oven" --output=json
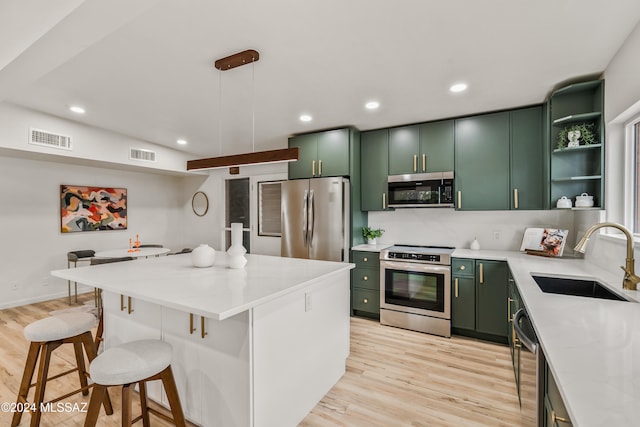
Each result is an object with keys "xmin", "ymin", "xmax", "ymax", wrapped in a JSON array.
[{"xmin": 379, "ymin": 245, "xmax": 454, "ymax": 337}]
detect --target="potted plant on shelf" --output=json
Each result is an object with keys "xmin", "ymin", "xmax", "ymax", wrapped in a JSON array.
[
  {"xmin": 557, "ymin": 122, "xmax": 596, "ymax": 149},
  {"xmin": 362, "ymin": 226, "xmax": 384, "ymax": 245}
]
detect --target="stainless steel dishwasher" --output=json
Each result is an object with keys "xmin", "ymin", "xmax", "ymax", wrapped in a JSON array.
[{"xmin": 513, "ymin": 308, "xmax": 541, "ymax": 426}]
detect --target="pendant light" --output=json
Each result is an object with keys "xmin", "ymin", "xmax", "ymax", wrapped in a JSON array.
[{"xmin": 187, "ymin": 49, "xmax": 299, "ymax": 171}]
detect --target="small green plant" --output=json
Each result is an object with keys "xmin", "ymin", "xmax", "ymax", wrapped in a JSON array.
[
  {"xmin": 557, "ymin": 122, "xmax": 597, "ymax": 149},
  {"xmin": 362, "ymin": 226, "xmax": 384, "ymax": 241}
]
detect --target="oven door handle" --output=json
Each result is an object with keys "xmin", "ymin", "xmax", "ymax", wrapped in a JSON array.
[
  {"xmin": 513, "ymin": 308, "xmax": 537, "ymax": 354},
  {"xmin": 380, "ymin": 260, "xmax": 451, "ymax": 274}
]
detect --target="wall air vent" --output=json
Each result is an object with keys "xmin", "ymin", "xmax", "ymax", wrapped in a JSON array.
[
  {"xmin": 129, "ymin": 148, "xmax": 156, "ymax": 162},
  {"xmin": 29, "ymin": 128, "xmax": 72, "ymax": 150}
]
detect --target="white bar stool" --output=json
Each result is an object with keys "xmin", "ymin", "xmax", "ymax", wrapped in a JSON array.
[
  {"xmin": 84, "ymin": 340, "xmax": 186, "ymax": 427},
  {"xmin": 12, "ymin": 312, "xmax": 113, "ymax": 427}
]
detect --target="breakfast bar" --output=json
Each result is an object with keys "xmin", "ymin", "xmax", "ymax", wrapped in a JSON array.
[{"xmin": 51, "ymin": 253, "xmax": 354, "ymax": 427}]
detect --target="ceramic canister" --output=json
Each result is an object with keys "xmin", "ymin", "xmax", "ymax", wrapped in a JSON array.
[{"xmin": 191, "ymin": 244, "xmax": 216, "ymax": 267}]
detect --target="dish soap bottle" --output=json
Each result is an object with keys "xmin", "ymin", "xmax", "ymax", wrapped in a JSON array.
[{"xmin": 470, "ymin": 237, "xmax": 480, "ymax": 251}]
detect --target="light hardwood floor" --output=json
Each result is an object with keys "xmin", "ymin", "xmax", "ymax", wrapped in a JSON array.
[{"xmin": 0, "ymin": 294, "xmax": 534, "ymax": 426}]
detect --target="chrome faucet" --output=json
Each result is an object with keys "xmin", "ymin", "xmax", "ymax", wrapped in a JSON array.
[{"xmin": 574, "ymin": 222, "xmax": 640, "ymax": 291}]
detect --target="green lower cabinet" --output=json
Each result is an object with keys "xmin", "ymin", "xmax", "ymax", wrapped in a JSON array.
[
  {"xmin": 544, "ymin": 359, "xmax": 573, "ymax": 426},
  {"xmin": 351, "ymin": 250, "xmax": 380, "ymax": 318},
  {"xmin": 451, "ymin": 258, "xmax": 508, "ymax": 343}
]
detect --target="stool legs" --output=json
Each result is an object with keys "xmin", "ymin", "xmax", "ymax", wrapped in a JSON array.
[
  {"xmin": 160, "ymin": 366, "xmax": 186, "ymax": 427},
  {"xmin": 11, "ymin": 342, "xmax": 40, "ymax": 427}
]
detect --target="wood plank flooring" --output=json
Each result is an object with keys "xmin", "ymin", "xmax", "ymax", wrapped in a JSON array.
[{"xmin": 0, "ymin": 295, "xmax": 534, "ymax": 426}]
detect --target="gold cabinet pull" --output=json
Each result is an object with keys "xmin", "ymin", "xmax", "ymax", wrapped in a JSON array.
[
  {"xmin": 363, "ymin": 276, "xmax": 368, "ymax": 281},
  {"xmin": 363, "ymin": 257, "xmax": 368, "ymax": 262},
  {"xmin": 454, "ymin": 278, "xmax": 459, "ymax": 298},
  {"xmin": 514, "ymin": 188, "xmax": 519, "ymax": 209},
  {"xmin": 312, "ymin": 160, "xmax": 316, "ymax": 176},
  {"xmin": 120, "ymin": 294, "xmax": 126, "ymax": 312},
  {"xmin": 318, "ymin": 159, "xmax": 322, "ymax": 176},
  {"xmin": 460, "ymin": 265, "xmax": 465, "ymax": 271},
  {"xmin": 413, "ymin": 154, "xmax": 417, "ymax": 172},
  {"xmin": 457, "ymin": 191, "xmax": 462, "ymax": 209},
  {"xmin": 551, "ymin": 410, "xmax": 570, "ymax": 424},
  {"xmin": 479, "ymin": 263, "xmax": 484, "ymax": 284},
  {"xmin": 422, "ymin": 154, "xmax": 426, "ymax": 172},
  {"xmin": 201, "ymin": 316, "xmax": 208, "ymax": 339},
  {"xmin": 363, "ymin": 298, "xmax": 368, "ymax": 304},
  {"xmin": 189, "ymin": 313, "xmax": 196, "ymax": 334},
  {"xmin": 507, "ymin": 298, "xmax": 512, "ymax": 321},
  {"xmin": 382, "ymin": 193, "xmax": 387, "ymax": 210},
  {"xmin": 127, "ymin": 296, "xmax": 133, "ymax": 314}
]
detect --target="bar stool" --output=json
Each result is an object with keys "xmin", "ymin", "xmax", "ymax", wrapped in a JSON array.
[
  {"xmin": 67, "ymin": 250, "xmax": 95, "ymax": 304},
  {"xmin": 84, "ymin": 340, "xmax": 186, "ymax": 427},
  {"xmin": 12, "ymin": 312, "xmax": 113, "ymax": 427}
]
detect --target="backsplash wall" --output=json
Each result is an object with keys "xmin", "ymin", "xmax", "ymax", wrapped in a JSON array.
[{"xmin": 368, "ymin": 209, "xmax": 575, "ymax": 251}]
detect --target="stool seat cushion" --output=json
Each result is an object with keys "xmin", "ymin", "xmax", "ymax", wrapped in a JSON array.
[
  {"xmin": 24, "ymin": 312, "xmax": 97, "ymax": 342},
  {"xmin": 90, "ymin": 340, "xmax": 172, "ymax": 386}
]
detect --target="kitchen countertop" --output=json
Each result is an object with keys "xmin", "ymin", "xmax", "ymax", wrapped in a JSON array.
[
  {"xmin": 351, "ymin": 243, "xmax": 391, "ymax": 252},
  {"xmin": 453, "ymin": 248, "xmax": 640, "ymax": 426},
  {"xmin": 51, "ymin": 253, "xmax": 354, "ymax": 320}
]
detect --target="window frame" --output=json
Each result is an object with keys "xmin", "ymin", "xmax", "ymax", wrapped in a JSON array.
[{"xmin": 624, "ymin": 115, "xmax": 640, "ymax": 236}]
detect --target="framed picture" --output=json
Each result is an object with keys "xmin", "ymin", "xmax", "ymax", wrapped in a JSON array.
[{"xmin": 60, "ymin": 185, "xmax": 127, "ymax": 233}]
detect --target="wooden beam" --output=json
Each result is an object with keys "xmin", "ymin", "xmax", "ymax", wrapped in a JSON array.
[{"xmin": 187, "ymin": 147, "xmax": 299, "ymax": 171}]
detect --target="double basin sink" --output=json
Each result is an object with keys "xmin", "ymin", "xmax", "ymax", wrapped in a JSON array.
[{"xmin": 532, "ymin": 274, "xmax": 630, "ymax": 301}]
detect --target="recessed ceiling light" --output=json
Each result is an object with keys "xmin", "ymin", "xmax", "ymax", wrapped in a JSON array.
[
  {"xmin": 299, "ymin": 114, "xmax": 312, "ymax": 122},
  {"xmin": 365, "ymin": 101, "xmax": 380, "ymax": 110},
  {"xmin": 69, "ymin": 105, "xmax": 86, "ymax": 114},
  {"xmin": 449, "ymin": 83, "xmax": 468, "ymax": 93},
  {"xmin": 177, "ymin": 139, "xmax": 187, "ymax": 145}
]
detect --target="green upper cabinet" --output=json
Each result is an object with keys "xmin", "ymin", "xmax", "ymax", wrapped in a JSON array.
[
  {"xmin": 419, "ymin": 120, "xmax": 454, "ymax": 173},
  {"xmin": 388, "ymin": 125, "xmax": 420, "ymax": 175},
  {"xmin": 511, "ymin": 106, "xmax": 544, "ymax": 210},
  {"xmin": 388, "ymin": 121, "xmax": 454, "ymax": 175},
  {"xmin": 361, "ymin": 129, "xmax": 390, "ymax": 211},
  {"xmin": 476, "ymin": 260, "xmax": 509, "ymax": 337},
  {"xmin": 288, "ymin": 128, "xmax": 350, "ymax": 179},
  {"xmin": 455, "ymin": 112, "xmax": 511, "ymax": 210}
]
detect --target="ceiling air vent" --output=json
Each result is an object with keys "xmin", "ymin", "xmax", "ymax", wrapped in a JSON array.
[
  {"xmin": 129, "ymin": 148, "xmax": 156, "ymax": 162},
  {"xmin": 29, "ymin": 128, "xmax": 72, "ymax": 150}
]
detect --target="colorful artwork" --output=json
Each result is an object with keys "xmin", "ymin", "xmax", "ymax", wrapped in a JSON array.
[{"xmin": 60, "ymin": 185, "xmax": 127, "ymax": 233}]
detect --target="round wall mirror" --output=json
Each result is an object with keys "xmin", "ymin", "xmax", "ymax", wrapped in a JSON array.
[{"xmin": 192, "ymin": 191, "xmax": 209, "ymax": 217}]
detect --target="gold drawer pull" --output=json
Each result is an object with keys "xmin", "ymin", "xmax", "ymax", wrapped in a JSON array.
[
  {"xmin": 413, "ymin": 154, "xmax": 417, "ymax": 172},
  {"xmin": 201, "ymin": 316, "xmax": 208, "ymax": 339},
  {"xmin": 120, "ymin": 294, "xmax": 125, "ymax": 311},
  {"xmin": 319, "ymin": 159, "xmax": 322, "ymax": 176},
  {"xmin": 507, "ymin": 298, "xmax": 513, "ymax": 321},
  {"xmin": 513, "ymin": 188, "xmax": 519, "ymax": 209},
  {"xmin": 479, "ymin": 263, "xmax": 484, "ymax": 284},
  {"xmin": 457, "ymin": 191, "xmax": 462, "ymax": 209},
  {"xmin": 454, "ymin": 278, "xmax": 459, "ymax": 298},
  {"xmin": 189, "ymin": 313, "xmax": 196, "ymax": 334},
  {"xmin": 460, "ymin": 265, "xmax": 465, "ymax": 271},
  {"xmin": 363, "ymin": 298, "xmax": 368, "ymax": 304},
  {"xmin": 363, "ymin": 257, "xmax": 368, "ymax": 262},
  {"xmin": 363, "ymin": 276, "xmax": 368, "ymax": 281},
  {"xmin": 551, "ymin": 410, "xmax": 570, "ymax": 424},
  {"xmin": 127, "ymin": 296, "xmax": 133, "ymax": 314},
  {"xmin": 422, "ymin": 153, "xmax": 426, "ymax": 172},
  {"xmin": 312, "ymin": 160, "xmax": 316, "ymax": 176}
]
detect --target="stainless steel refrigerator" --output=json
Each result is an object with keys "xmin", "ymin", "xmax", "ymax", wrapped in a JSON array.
[{"xmin": 281, "ymin": 177, "xmax": 350, "ymax": 262}]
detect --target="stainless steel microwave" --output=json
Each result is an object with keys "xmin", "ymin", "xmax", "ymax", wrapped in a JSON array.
[{"xmin": 387, "ymin": 172, "xmax": 454, "ymax": 208}]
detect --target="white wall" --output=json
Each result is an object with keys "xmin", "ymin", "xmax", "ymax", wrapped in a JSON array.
[{"xmin": 368, "ymin": 209, "xmax": 575, "ymax": 252}]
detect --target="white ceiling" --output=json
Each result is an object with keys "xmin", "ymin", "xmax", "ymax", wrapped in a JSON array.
[{"xmin": 1, "ymin": 0, "xmax": 640, "ymax": 158}]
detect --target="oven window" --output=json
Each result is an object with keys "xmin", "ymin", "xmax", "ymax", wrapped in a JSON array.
[{"xmin": 384, "ymin": 268, "xmax": 445, "ymax": 311}]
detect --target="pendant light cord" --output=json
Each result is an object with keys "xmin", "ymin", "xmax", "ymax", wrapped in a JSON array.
[
  {"xmin": 219, "ymin": 70, "xmax": 223, "ymax": 156},
  {"xmin": 252, "ymin": 59, "xmax": 255, "ymax": 153}
]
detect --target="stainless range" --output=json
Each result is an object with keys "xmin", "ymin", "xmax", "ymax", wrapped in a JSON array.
[{"xmin": 379, "ymin": 245, "xmax": 454, "ymax": 337}]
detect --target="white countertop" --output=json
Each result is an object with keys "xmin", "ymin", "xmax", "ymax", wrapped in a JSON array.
[
  {"xmin": 453, "ymin": 249, "xmax": 640, "ymax": 427},
  {"xmin": 51, "ymin": 253, "xmax": 354, "ymax": 321},
  {"xmin": 351, "ymin": 243, "xmax": 391, "ymax": 253}
]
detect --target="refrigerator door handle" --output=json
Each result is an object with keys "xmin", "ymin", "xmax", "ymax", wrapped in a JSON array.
[
  {"xmin": 302, "ymin": 190, "xmax": 308, "ymax": 246},
  {"xmin": 308, "ymin": 190, "xmax": 315, "ymax": 247}
]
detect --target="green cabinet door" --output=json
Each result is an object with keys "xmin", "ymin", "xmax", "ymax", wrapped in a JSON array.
[
  {"xmin": 452, "ymin": 275, "xmax": 475, "ymax": 330},
  {"xmin": 388, "ymin": 125, "xmax": 419, "ymax": 175},
  {"xmin": 455, "ymin": 112, "xmax": 510, "ymax": 210},
  {"xmin": 419, "ymin": 120, "xmax": 454, "ymax": 173},
  {"xmin": 476, "ymin": 260, "xmax": 509, "ymax": 337},
  {"xmin": 317, "ymin": 128, "xmax": 350, "ymax": 177},
  {"xmin": 511, "ymin": 106, "xmax": 544, "ymax": 210},
  {"xmin": 288, "ymin": 133, "xmax": 317, "ymax": 179},
  {"xmin": 361, "ymin": 129, "xmax": 389, "ymax": 211}
]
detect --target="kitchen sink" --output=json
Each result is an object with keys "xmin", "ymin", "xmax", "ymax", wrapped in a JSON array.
[{"xmin": 531, "ymin": 275, "xmax": 629, "ymax": 301}]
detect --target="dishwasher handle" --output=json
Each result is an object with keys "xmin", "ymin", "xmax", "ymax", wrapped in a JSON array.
[{"xmin": 513, "ymin": 308, "xmax": 537, "ymax": 354}]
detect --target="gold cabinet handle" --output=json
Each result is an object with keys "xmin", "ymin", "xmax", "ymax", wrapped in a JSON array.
[
  {"xmin": 413, "ymin": 154, "xmax": 417, "ymax": 172},
  {"xmin": 382, "ymin": 193, "xmax": 386, "ymax": 210},
  {"xmin": 127, "ymin": 296, "xmax": 133, "ymax": 314},
  {"xmin": 460, "ymin": 265, "xmax": 465, "ymax": 271},
  {"xmin": 363, "ymin": 298, "xmax": 368, "ymax": 304},
  {"xmin": 457, "ymin": 191, "xmax": 462, "ymax": 209},
  {"xmin": 507, "ymin": 298, "xmax": 512, "ymax": 321},
  {"xmin": 479, "ymin": 263, "xmax": 484, "ymax": 284},
  {"xmin": 201, "ymin": 316, "xmax": 208, "ymax": 339},
  {"xmin": 422, "ymin": 154, "xmax": 426, "ymax": 172},
  {"xmin": 189, "ymin": 313, "xmax": 196, "ymax": 334},
  {"xmin": 454, "ymin": 278, "xmax": 459, "ymax": 298},
  {"xmin": 363, "ymin": 276, "xmax": 368, "ymax": 281},
  {"xmin": 312, "ymin": 160, "xmax": 316, "ymax": 176},
  {"xmin": 363, "ymin": 257, "xmax": 368, "ymax": 262},
  {"xmin": 514, "ymin": 188, "xmax": 519, "ymax": 209},
  {"xmin": 319, "ymin": 159, "xmax": 322, "ymax": 176},
  {"xmin": 120, "ymin": 294, "xmax": 126, "ymax": 312},
  {"xmin": 551, "ymin": 410, "xmax": 570, "ymax": 424}
]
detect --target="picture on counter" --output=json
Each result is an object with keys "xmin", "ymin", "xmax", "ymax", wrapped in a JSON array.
[
  {"xmin": 60, "ymin": 185, "xmax": 127, "ymax": 233},
  {"xmin": 520, "ymin": 227, "xmax": 568, "ymax": 257}
]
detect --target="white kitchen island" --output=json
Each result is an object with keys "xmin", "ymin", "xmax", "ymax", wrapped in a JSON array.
[{"xmin": 51, "ymin": 253, "xmax": 354, "ymax": 427}]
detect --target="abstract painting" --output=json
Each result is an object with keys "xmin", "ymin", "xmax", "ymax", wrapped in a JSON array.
[{"xmin": 60, "ymin": 185, "xmax": 127, "ymax": 233}]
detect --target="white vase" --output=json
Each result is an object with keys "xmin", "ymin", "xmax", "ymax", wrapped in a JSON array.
[
  {"xmin": 366, "ymin": 238, "xmax": 377, "ymax": 245},
  {"xmin": 227, "ymin": 223, "xmax": 247, "ymax": 269},
  {"xmin": 191, "ymin": 244, "xmax": 216, "ymax": 268}
]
